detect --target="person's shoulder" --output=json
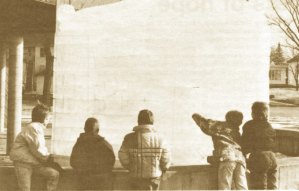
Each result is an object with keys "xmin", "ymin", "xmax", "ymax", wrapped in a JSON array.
[
  {"xmin": 123, "ymin": 132, "xmax": 137, "ymax": 143},
  {"xmin": 26, "ymin": 122, "xmax": 44, "ymax": 133},
  {"xmin": 243, "ymin": 120, "xmax": 254, "ymax": 128},
  {"xmin": 263, "ymin": 121, "xmax": 275, "ymax": 130}
]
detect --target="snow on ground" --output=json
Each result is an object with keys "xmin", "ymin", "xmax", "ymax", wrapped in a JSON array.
[{"xmin": 270, "ymin": 88, "xmax": 299, "ymax": 100}]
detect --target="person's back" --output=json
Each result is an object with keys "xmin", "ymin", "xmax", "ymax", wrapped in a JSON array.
[
  {"xmin": 70, "ymin": 118, "xmax": 115, "ymax": 190},
  {"xmin": 192, "ymin": 111, "xmax": 247, "ymax": 190},
  {"xmin": 9, "ymin": 104, "xmax": 59, "ymax": 191},
  {"xmin": 242, "ymin": 120, "xmax": 276, "ymax": 154},
  {"xmin": 10, "ymin": 122, "xmax": 49, "ymax": 165},
  {"xmin": 242, "ymin": 102, "xmax": 277, "ymax": 190},
  {"xmin": 119, "ymin": 110, "xmax": 171, "ymax": 191}
]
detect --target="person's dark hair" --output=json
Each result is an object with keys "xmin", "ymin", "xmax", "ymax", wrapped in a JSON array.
[
  {"xmin": 138, "ymin": 109, "xmax": 154, "ymax": 125},
  {"xmin": 225, "ymin": 110, "xmax": 243, "ymax": 127},
  {"xmin": 252, "ymin": 101, "xmax": 269, "ymax": 121},
  {"xmin": 84, "ymin": 118, "xmax": 98, "ymax": 133},
  {"xmin": 32, "ymin": 104, "xmax": 50, "ymax": 123}
]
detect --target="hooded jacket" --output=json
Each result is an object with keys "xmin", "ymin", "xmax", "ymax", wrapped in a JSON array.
[
  {"xmin": 10, "ymin": 122, "xmax": 49, "ymax": 165},
  {"xmin": 118, "ymin": 125, "xmax": 171, "ymax": 178},
  {"xmin": 70, "ymin": 133, "xmax": 115, "ymax": 173}
]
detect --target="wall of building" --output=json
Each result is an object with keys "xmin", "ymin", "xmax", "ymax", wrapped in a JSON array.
[
  {"xmin": 269, "ymin": 64, "xmax": 288, "ymax": 85},
  {"xmin": 53, "ymin": 0, "xmax": 271, "ymax": 165}
]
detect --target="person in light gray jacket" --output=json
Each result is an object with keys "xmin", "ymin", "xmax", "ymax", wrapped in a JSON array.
[
  {"xmin": 119, "ymin": 109, "xmax": 171, "ymax": 190},
  {"xmin": 10, "ymin": 104, "xmax": 59, "ymax": 191}
]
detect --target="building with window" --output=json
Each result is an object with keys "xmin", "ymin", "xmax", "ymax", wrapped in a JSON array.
[
  {"xmin": 269, "ymin": 56, "xmax": 299, "ymax": 88},
  {"xmin": 269, "ymin": 62, "xmax": 289, "ymax": 87}
]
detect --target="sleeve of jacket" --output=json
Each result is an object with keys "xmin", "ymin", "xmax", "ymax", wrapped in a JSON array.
[
  {"xmin": 118, "ymin": 135, "xmax": 131, "ymax": 170},
  {"xmin": 101, "ymin": 139, "xmax": 116, "ymax": 171},
  {"xmin": 192, "ymin": 113, "xmax": 218, "ymax": 136},
  {"xmin": 160, "ymin": 138, "xmax": 171, "ymax": 172},
  {"xmin": 241, "ymin": 122, "xmax": 254, "ymax": 155},
  {"xmin": 23, "ymin": 126, "xmax": 49, "ymax": 162},
  {"xmin": 70, "ymin": 140, "xmax": 81, "ymax": 169}
]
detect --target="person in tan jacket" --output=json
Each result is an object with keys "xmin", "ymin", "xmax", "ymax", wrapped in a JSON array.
[
  {"xmin": 192, "ymin": 111, "xmax": 248, "ymax": 190},
  {"xmin": 10, "ymin": 104, "xmax": 59, "ymax": 191},
  {"xmin": 119, "ymin": 109, "xmax": 171, "ymax": 190}
]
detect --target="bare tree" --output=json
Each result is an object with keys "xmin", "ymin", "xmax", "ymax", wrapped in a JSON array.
[
  {"xmin": 268, "ymin": 0, "xmax": 299, "ymax": 90},
  {"xmin": 267, "ymin": 0, "xmax": 299, "ymax": 51},
  {"xmin": 288, "ymin": 52, "xmax": 299, "ymax": 90}
]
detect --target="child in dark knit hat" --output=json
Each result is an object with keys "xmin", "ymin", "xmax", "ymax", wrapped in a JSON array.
[{"xmin": 192, "ymin": 110, "xmax": 248, "ymax": 190}]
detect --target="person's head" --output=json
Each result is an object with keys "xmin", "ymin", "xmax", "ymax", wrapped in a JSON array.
[
  {"xmin": 225, "ymin": 110, "xmax": 243, "ymax": 127},
  {"xmin": 251, "ymin": 101, "xmax": 269, "ymax": 121},
  {"xmin": 84, "ymin": 118, "xmax": 99, "ymax": 135},
  {"xmin": 32, "ymin": 104, "xmax": 50, "ymax": 126},
  {"xmin": 138, "ymin": 109, "xmax": 154, "ymax": 125}
]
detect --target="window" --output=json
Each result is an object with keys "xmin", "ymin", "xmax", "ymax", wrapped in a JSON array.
[
  {"xmin": 270, "ymin": 70, "xmax": 282, "ymax": 80},
  {"xmin": 40, "ymin": 48, "xmax": 45, "ymax": 57}
]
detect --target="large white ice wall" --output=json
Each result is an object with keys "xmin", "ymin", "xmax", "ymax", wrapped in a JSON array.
[{"xmin": 53, "ymin": 0, "xmax": 270, "ymax": 165}]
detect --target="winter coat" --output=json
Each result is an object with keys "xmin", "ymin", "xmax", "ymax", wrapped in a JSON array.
[
  {"xmin": 242, "ymin": 120, "xmax": 276, "ymax": 154},
  {"xmin": 118, "ymin": 125, "xmax": 171, "ymax": 178},
  {"xmin": 242, "ymin": 120, "xmax": 277, "ymax": 171},
  {"xmin": 10, "ymin": 122, "xmax": 49, "ymax": 165},
  {"xmin": 70, "ymin": 133, "xmax": 115, "ymax": 173},
  {"xmin": 193, "ymin": 114, "xmax": 246, "ymax": 166}
]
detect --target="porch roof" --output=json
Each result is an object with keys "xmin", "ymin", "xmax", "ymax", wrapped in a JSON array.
[
  {"xmin": 0, "ymin": 0, "xmax": 56, "ymax": 35},
  {"xmin": 287, "ymin": 54, "xmax": 299, "ymax": 63}
]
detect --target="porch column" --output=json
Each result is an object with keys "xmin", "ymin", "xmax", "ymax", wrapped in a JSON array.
[
  {"xmin": 6, "ymin": 36, "xmax": 23, "ymax": 153},
  {"xmin": 0, "ymin": 40, "xmax": 7, "ymax": 133}
]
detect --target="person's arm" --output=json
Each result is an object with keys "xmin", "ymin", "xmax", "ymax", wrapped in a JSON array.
[
  {"xmin": 241, "ymin": 122, "xmax": 253, "ymax": 155},
  {"xmin": 267, "ymin": 123, "xmax": 277, "ymax": 152},
  {"xmin": 160, "ymin": 139, "xmax": 171, "ymax": 172},
  {"xmin": 118, "ymin": 136, "xmax": 131, "ymax": 170},
  {"xmin": 70, "ymin": 140, "xmax": 81, "ymax": 169},
  {"xmin": 23, "ymin": 125, "xmax": 49, "ymax": 162},
  {"xmin": 192, "ymin": 113, "xmax": 218, "ymax": 136},
  {"xmin": 101, "ymin": 139, "xmax": 116, "ymax": 170}
]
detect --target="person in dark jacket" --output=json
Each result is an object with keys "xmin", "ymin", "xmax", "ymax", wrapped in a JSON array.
[
  {"xmin": 242, "ymin": 102, "xmax": 277, "ymax": 190},
  {"xmin": 70, "ymin": 118, "xmax": 115, "ymax": 190}
]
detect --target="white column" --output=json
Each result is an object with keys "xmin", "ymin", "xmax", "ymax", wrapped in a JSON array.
[
  {"xmin": 6, "ymin": 36, "xmax": 23, "ymax": 154},
  {"xmin": 0, "ymin": 41, "xmax": 7, "ymax": 133}
]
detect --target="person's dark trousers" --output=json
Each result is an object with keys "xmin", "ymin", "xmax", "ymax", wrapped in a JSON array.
[
  {"xmin": 131, "ymin": 177, "xmax": 161, "ymax": 191},
  {"xmin": 248, "ymin": 151, "xmax": 278, "ymax": 190},
  {"xmin": 76, "ymin": 171, "xmax": 113, "ymax": 190}
]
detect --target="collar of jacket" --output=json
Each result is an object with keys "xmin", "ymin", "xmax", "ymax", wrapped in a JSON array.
[
  {"xmin": 29, "ymin": 122, "xmax": 45, "ymax": 129},
  {"xmin": 133, "ymin": 125, "xmax": 156, "ymax": 132}
]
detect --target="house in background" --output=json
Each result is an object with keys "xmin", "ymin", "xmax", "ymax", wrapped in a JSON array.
[
  {"xmin": 269, "ymin": 61, "xmax": 289, "ymax": 87},
  {"xmin": 269, "ymin": 57, "xmax": 299, "ymax": 88}
]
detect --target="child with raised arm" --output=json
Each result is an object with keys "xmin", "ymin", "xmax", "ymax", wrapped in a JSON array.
[{"xmin": 192, "ymin": 111, "xmax": 247, "ymax": 190}]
